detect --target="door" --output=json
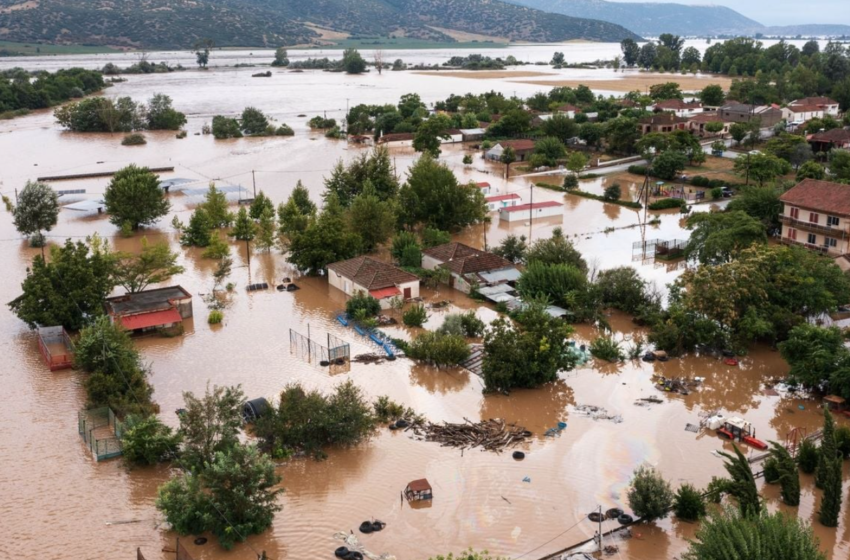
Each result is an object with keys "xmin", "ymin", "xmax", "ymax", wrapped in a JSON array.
[{"xmin": 403, "ymin": 287, "xmax": 411, "ymax": 299}]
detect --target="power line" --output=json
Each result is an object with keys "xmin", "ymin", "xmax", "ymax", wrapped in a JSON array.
[{"xmin": 512, "ymin": 517, "xmax": 585, "ymax": 559}]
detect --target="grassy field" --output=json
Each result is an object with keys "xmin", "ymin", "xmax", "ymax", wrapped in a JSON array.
[
  {"xmin": 322, "ymin": 37, "xmax": 507, "ymax": 50},
  {"xmin": 0, "ymin": 41, "xmax": 119, "ymax": 56}
]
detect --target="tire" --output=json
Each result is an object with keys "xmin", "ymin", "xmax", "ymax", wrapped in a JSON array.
[
  {"xmin": 618, "ymin": 514, "xmax": 633, "ymax": 525},
  {"xmin": 371, "ymin": 521, "xmax": 385, "ymax": 532},
  {"xmin": 388, "ymin": 424, "xmax": 398, "ymax": 431},
  {"xmin": 193, "ymin": 537, "xmax": 208, "ymax": 545},
  {"xmin": 335, "ymin": 358, "xmax": 346, "ymax": 365},
  {"xmin": 395, "ymin": 419, "xmax": 409, "ymax": 428},
  {"xmin": 606, "ymin": 508, "xmax": 623, "ymax": 520},
  {"xmin": 588, "ymin": 512, "xmax": 605, "ymax": 523},
  {"xmin": 319, "ymin": 360, "xmax": 330, "ymax": 367},
  {"xmin": 512, "ymin": 451, "xmax": 525, "ymax": 460},
  {"xmin": 335, "ymin": 547, "xmax": 349, "ymax": 558},
  {"xmin": 359, "ymin": 521, "xmax": 373, "ymax": 534}
]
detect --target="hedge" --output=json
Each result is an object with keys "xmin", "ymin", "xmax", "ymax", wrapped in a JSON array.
[
  {"xmin": 628, "ymin": 164, "xmax": 649, "ymax": 175},
  {"xmin": 648, "ymin": 198, "xmax": 687, "ymax": 210},
  {"xmin": 536, "ymin": 183, "xmax": 642, "ymax": 208}
]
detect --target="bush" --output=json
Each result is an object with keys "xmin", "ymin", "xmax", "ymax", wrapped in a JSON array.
[
  {"xmin": 275, "ymin": 124, "xmax": 294, "ymax": 136},
  {"xmin": 590, "ymin": 336, "xmax": 624, "ymax": 362},
  {"xmin": 399, "ymin": 243, "xmax": 422, "ymax": 268},
  {"xmin": 463, "ymin": 154, "xmax": 473, "ymax": 165},
  {"xmin": 603, "ymin": 183, "xmax": 621, "ymax": 201},
  {"xmin": 460, "ymin": 311, "xmax": 485, "ymax": 337},
  {"xmin": 121, "ymin": 133, "xmax": 146, "ymax": 146},
  {"xmin": 438, "ymin": 313, "xmax": 464, "ymax": 336},
  {"xmin": 628, "ymin": 164, "xmax": 648, "ymax": 175},
  {"xmin": 373, "ymin": 395, "xmax": 407, "ymax": 422},
  {"xmin": 403, "ymin": 303, "xmax": 429, "ymax": 327},
  {"xmin": 691, "ymin": 176, "xmax": 710, "ymax": 187},
  {"xmin": 346, "ymin": 292, "xmax": 381, "ymax": 319},
  {"xmin": 673, "ymin": 483, "xmax": 706, "ymax": 521},
  {"xmin": 120, "ymin": 415, "xmax": 181, "ymax": 466},
  {"xmin": 710, "ymin": 187, "xmax": 723, "ymax": 200},
  {"xmin": 421, "ymin": 227, "xmax": 451, "ymax": 248},
  {"xmin": 208, "ymin": 309, "xmax": 224, "ymax": 324},
  {"xmin": 705, "ymin": 476, "xmax": 727, "ymax": 504},
  {"xmin": 563, "ymin": 174, "xmax": 579, "ymax": 189},
  {"xmin": 202, "ymin": 233, "xmax": 230, "ymax": 259},
  {"xmin": 797, "ymin": 438, "xmax": 818, "ymax": 474},
  {"xmin": 763, "ymin": 457, "xmax": 781, "ymax": 483},
  {"xmin": 211, "ymin": 115, "xmax": 243, "ymax": 139},
  {"xmin": 407, "ymin": 332, "xmax": 470, "ymax": 368},
  {"xmin": 648, "ymin": 197, "xmax": 687, "ymax": 210},
  {"xmin": 836, "ymin": 425, "xmax": 850, "ymax": 458},
  {"xmin": 627, "ymin": 465, "xmax": 673, "ymax": 522}
]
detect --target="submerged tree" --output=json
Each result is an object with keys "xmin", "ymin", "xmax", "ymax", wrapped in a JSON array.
[
  {"xmin": 718, "ymin": 444, "xmax": 761, "ymax": 518},
  {"xmin": 178, "ymin": 384, "xmax": 245, "ymax": 472},
  {"xmin": 767, "ymin": 441, "xmax": 800, "ymax": 506},
  {"xmin": 104, "ymin": 165, "xmax": 170, "ymax": 230},
  {"xmin": 13, "ymin": 180, "xmax": 59, "ymax": 248},
  {"xmin": 114, "ymin": 237, "xmax": 184, "ymax": 293},
  {"xmin": 627, "ymin": 465, "xmax": 674, "ymax": 521}
]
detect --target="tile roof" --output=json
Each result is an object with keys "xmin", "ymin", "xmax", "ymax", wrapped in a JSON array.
[
  {"xmin": 655, "ymin": 99, "xmax": 702, "ymax": 110},
  {"xmin": 788, "ymin": 105, "xmax": 824, "ymax": 113},
  {"xmin": 498, "ymin": 139, "xmax": 536, "ymax": 152},
  {"xmin": 486, "ymin": 193, "xmax": 521, "ymax": 202},
  {"xmin": 639, "ymin": 113, "xmax": 687, "ymax": 125},
  {"xmin": 810, "ymin": 128, "xmax": 850, "ymax": 143},
  {"xmin": 501, "ymin": 201, "xmax": 563, "ymax": 212},
  {"xmin": 780, "ymin": 179, "xmax": 850, "ymax": 216},
  {"xmin": 422, "ymin": 242, "xmax": 515, "ymax": 275},
  {"xmin": 791, "ymin": 97, "xmax": 838, "ymax": 107},
  {"xmin": 557, "ymin": 104, "xmax": 580, "ymax": 113},
  {"xmin": 476, "ymin": 182, "xmax": 492, "ymax": 188},
  {"xmin": 378, "ymin": 133, "xmax": 414, "ymax": 143},
  {"xmin": 327, "ymin": 256, "xmax": 418, "ymax": 289},
  {"xmin": 688, "ymin": 113, "xmax": 728, "ymax": 123}
]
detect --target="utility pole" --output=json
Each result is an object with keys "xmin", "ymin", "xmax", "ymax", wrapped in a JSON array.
[
  {"xmin": 597, "ymin": 505, "xmax": 603, "ymax": 554},
  {"xmin": 252, "ymin": 170, "xmax": 257, "ymax": 198},
  {"xmin": 528, "ymin": 184, "xmax": 533, "ymax": 243}
]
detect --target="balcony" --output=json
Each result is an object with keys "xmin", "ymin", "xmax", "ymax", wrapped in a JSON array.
[
  {"xmin": 780, "ymin": 216, "xmax": 848, "ymax": 239},
  {"xmin": 779, "ymin": 237, "xmax": 840, "ymax": 256}
]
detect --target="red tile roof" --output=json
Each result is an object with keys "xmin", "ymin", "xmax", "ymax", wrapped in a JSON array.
[
  {"xmin": 557, "ymin": 104, "xmax": 580, "ymax": 113},
  {"xmin": 780, "ymin": 179, "xmax": 850, "ymax": 216},
  {"xmin": 422, "ymin": 242, "xmax": 515, "ymax": 275},
  {"xmin": 369, "ymin": 287, "xmax": 401, "ymax": 300},
  {"xmin": 501, "ymin": 201, "xmax": 563, "ymax": 212},
  {"xmin": 120, "ymin": 308, "xmax": 182, "ymax": 331},
  {"xmin": 486, "ymin": 193, "xmax": 521, "ymax": 202},
  {"xmin": 809, "ymin": 128, "xmax": 850, "ymax": 143},
  {"xmin": 788, "ymin": 105, "xmax": 824, "ymax": 113},
  {"xmin": 327, "ymin": 256, "xmax": 418, "ymax": 289},
  {"xmin": 791, "ymin": 97, "xmax": 838, "ymax": 107},
  {"xmin": 688, "ymin": 113, "xmax": 728, "ymax": 124},
  {"xmin": 639, "ymin": 113, "xmax": 688, "ymax": 125},
  {"xmin": 378, "ymin": 133, "xmax": 414, "ymax": 143},
  {"xmin": 655, "ymin": 99, "xmax": 702, "ymax": 110},
  {"xmin": 476, "ymin": 182, "xmax": 492, "ymax": 189}
]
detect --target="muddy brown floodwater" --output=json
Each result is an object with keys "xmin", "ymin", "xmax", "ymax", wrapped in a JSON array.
[{"xmin": 1, "ymin": 65, "xmax": 849, "ymax": 560}]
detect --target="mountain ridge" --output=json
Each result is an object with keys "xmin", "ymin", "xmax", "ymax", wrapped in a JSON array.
[{"xmin": 0, "ymin": 0, "xmax": 641, "ymax": 50}]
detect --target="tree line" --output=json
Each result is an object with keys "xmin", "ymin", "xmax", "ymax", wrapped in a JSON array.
[{"xmin": 0, "ymin": 67, "xmax": 104, "ymax": 117}]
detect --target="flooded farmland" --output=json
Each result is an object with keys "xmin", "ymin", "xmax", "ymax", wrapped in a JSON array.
[{"xmin": 1, "ymin": 50, "xmax": 850, "ymax": 560}]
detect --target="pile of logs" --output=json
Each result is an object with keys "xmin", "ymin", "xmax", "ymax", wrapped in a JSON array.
[
  {"xmin": 408, "ymin": 417, "xmax": 531, "ymax": 452},
  {"xmin": 352, "ymin": 353, "xmax": 388, "ymax": 364}
]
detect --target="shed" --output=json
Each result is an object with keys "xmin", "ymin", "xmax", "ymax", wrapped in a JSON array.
[
  {"xmin": 37, "ymin": 326, "xmax": 75, "ymax": 371},
  {"xmin": 105, "ymin": 286, "xmax": 193, "ymax": 334},
  {"xmin": 405, "ymin": 478, "xmax": 433, "ymax": 501},
  {"xmin": 460, "ymin": 128, "xmax": 486, "ymax": 142},
  {"xmin": 498, "ymin": 201, "xmax": 563, "ymax": 222},
  {"xmin": 823, "ymin": 395, "xmax": 846, "ymax": 411}
]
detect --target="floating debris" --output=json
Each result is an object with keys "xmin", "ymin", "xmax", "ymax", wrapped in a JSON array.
[
  {"xmin": 684, "ymin": 423, "xmax": 700, "ymax": 433},
  {"xmin": 544, "ymin": 421, "xmax": 568, "ymax": 436},
  {"xmin": 635, "ymin": 396, "xmax": 664, "ymax": 406},
  {"xmin": 652, "ymin": 375, "xmax": 703, "ymax": 395},
  {"xmin": 352, "ymin": 353, "xmax": 389, "ymax": 364},
  {"xmin": 573, "ymin": 404, "xmax": 623, "ymax": 423},
  {"xmin": 409, "ymin": 418, "xmax": 531, "ymax": 452}
]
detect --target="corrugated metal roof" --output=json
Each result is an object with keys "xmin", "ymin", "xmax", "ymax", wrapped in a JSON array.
[
  {"xmin": 119, "ymin": 308, "xmax": 182, "ymax": 331},
  {"xmin": 369, "ymin": 287, "xmax": 401, "ymax": 300},
  {"xmin": 478, "ymin": 267, "xmax": 522, "ymax": 284}
]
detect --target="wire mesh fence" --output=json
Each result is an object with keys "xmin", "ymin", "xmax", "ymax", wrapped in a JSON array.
[
  {"xmin": 78, "ymin": 406, "xmax": 123, "ymax": 461},
  {"xmin": 289, "ymin": 329, "xmax": 351, "ymax": 373}
]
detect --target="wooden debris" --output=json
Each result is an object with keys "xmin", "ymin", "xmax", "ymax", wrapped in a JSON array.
[
  {"xmin": 352, "ymin": 353, "xmax": 388, "ymax": 364},
  {"xmin": 409, "ymin": 417, "xmax": 530, "ymax": 453}
]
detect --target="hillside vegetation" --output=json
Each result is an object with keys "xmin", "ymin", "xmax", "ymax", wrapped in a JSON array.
[{"xmin": 0, "ymin": 0, "xmax": 640, "ymax": 50}]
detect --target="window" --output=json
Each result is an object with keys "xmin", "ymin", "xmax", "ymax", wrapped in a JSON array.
[
  {"xmin": 809, "ymin": 212, "xmax": 819, "ymax": 224},
  {"xmin": 826, "ymin": 238, "xmax": 838, "ymax": 248},
  {"xmin": 790, "ymin": 207, "xmax": 799, "ymax": 219},
  {"xmin": 788, "ymin": 228, "xmax": 797, "ymax": 240},
  {"xmin": 808, "ymin": 233, "xmax": 817, "ymax": 245},
  {"xmin": 828, "ymin": 215, "xmax": 840, "ymax": 227}
]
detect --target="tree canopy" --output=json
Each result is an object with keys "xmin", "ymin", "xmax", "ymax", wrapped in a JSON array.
[
  {"xmin": 104, "ymin": 165, "xmax": 170, "ymax": 230},
  {"xmin": 13, "ymin": 180, "xmax": 59, "ymax": 247}
]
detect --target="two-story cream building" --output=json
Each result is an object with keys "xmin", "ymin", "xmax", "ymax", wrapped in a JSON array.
[{"xmin": 779, "ymin": 179, "xmax": 850, "ymax": 256}]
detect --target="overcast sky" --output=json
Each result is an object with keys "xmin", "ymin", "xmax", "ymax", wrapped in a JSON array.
[{"xmin": 610, "ymin": 1, "xmax": 850, "ymax": 26}]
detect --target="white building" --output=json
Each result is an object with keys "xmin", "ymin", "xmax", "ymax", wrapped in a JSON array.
[
  {"xmin": 789, "ymin": 97, "xmax": 840, "ymax": 117},
  {"xmin": 327, "ymin": 256, "xmax": 420, "ymax": 309},
  {"xmin": 652, "ymin": 99, "xmax": 704, "ymax": 118},
  {"xmin": 485, "ymin": 193, "xmax": 520, "ymax": 211},
  {"xmin": 784, "ymin": 105, "xmax": 825, "ymax": 122},
  {"xmin": 476, "ymin": 182, "xmax": 497, "ymax": 196},
  {"xmin": 498, "ymin": 201, "xmax": 563, "ymax": 222},
  {"xmin": 421, "ymin": 242, "xmax": 520, "ymax": 294}
]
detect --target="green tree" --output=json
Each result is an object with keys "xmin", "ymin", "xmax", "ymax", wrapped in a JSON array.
[
  {"xmin": 830, "ymin": 149, "xmax": 850, "ymax": 181},
  {"xmin": 532, "ymin": 137, "xmax": 566, "ymax": 167},
  {"xmin": 627, "ymin": 465, "xmax": 674, "ymax": 521},
  {"xmin": 402, "ymin": 303, "xmax": 429, "ymax": 327},
  {"xmin": 492, "ymin": 234, "xmax": 527, "ymax": 264},
  {"xmin": 541, "ymin": 114, "xmax": 579, "ymax": 144},
  {"xmin": 726, "ymin": 186, "xmax": 783, "ymax": 231},
  {"xmin": 779, "ymin": 325, "xmax": 850, "ymax": 397},
  {"xmin": 700, "ymin": 84, "xmax": 726, "ymax": 106},
  {"xmin": 231, "ymin": 207, "xmax": 257, "ymax": 242},
  {"xmin": 499, "ymin": 146, "xmax": 516, "ymax": 179},
  {"xmin": 815, "ymin": 408, "xmax": 837, "ymax": 490},
  {"xmin": 767, "ymin": 441, "xmax": 800, "ymax": 506},
  {"xmin": 605, "ymin": 116, "xmax": 640, "ymax": 154},
  {"xmin": 240, "ymin": 107, "xmax": 270, "ymax": 136},
  {"xmin": 211, "ymin": 115, "xmax": 242, "ymax": 139},
  {"xmin": 347, "ymin": 182, "xmax": 396, "ymax": 252},
  {"xmin": 621, "ymin": 38, "xmax": 640, "ymax": 66},
  {"xmin": 818, "ymin": 452, "xmax": 843, "ymax": 527},
  {"xmin": 398, "ymin": 153, "xmax": 486, "ymax": 231},
  {"xmin": 525, "ymin": 228, "xmax": 587, "ymax": 271},
  {"xmin": 673, "ymin": 483, "xmax": 706, "ymax": 521},
  {"xmin": 9, "ymin": 238, "xmax": 115, "ymax": 330},
  {"xmin": 603, "ymin": 183, "xmax": 621, "ymax": 201},
  {"xmin": 202, "ymin": 184, "xmax": 234, "ymax": 228},
  {"xmin": 271, "ymin": 47, "xmax": 289, "ymax": 67},
  {"xmin": 413, "ymin": 113, "xmax": 452, "ymax": 157},
  {"xmin": 796, "ymin": 160, "xmax": 826, "ymax": 181},
  {"xmin": 649, "ymin": 82, "xmax": 683, "ymax": 100},
  {"xmin": 683, "ymin": 508, "xmax": 826, "ymax": 560},
  {"xmin": 278, "ymin": 181, "xmax": 317, "ymax": 243},
  {"xmin": 566, "ymin": 151, "xmax": 587, "ymax": 177},
  {"xmin": 146, "ymin": 93, "xmax": 186, "ymax": 130},
  {"xmin": 13, "ymin": 180, "xmax": 59, "ymax": 247},
  {"xmin": 193, "ymin": 39, "xmax": 213, "ymax": 68},
  {"xmin": 121, "ymin": 415, "xmax": 181, "ymax": 466},
  {"xmin": 421, "ymin": 227, "xmax": 452, "ymax": 248},
  {"xmin": 287, "ymin": 195, "xmax": 362, "ymax": 273},
  {"xmin": 651, "ymin": 150, "xmax": 689, "ymax": 180},
  {"xmin": 551, "ymin": 52, "xmax": 565, "ymax": 65},
  {"xmin": 181, "ymin": 207, "xmax": 213, "ymax": 247},
  {"xmin": 342, "ymin": 49, "xmax": 367, "ymax": 74},
  {"xmin": 684, "ymin": 211, "xmax": 767, "ymax": 265},
  {"xmin": 157, "ymin": 442, "xmax": 281, "ymax": 550},
  {"xmin": 489, "ymin": 108, "xmax": 531, "ymax": 137},
  {"xmin": 579, "ymin": 122, "xmax": 604, "ymax": 150},
  {"xmin": 482, "ymin": 303, "xmax": 576, "ymax": 392},
  {"xmin": 114, "ymin": 237, "xmax": 184, "ymax": 293},
  {"xmin": 254, "ymin": 206, "xmax": 277, "ymax": 252},
  {"xmin": 178, "ymin": 384, "xmax": 245, "ymax": 472},
  {"xmin": 718, "ymin": 445, "xmax": 761, "ymax": 518},
  {"xmin": 407, "ymin": 331, "xmax": 470, "ymax": 367},
  {"xmin": 729, "ymin": 122, "xmax": 749, "ymax": 145},
  {"xmin": 798, "ymin": 438, "xmax": 819, "ymax": 474},
  {"xmin": 249, "ymin": 191, "xmax": 274, "ymax": 220},
  {"xmin": 324, "ymin": 147, "xmax": 398, "ymax": 206},
  {"xmin": 734, "ymin": 153, "xmax": 791, "ymax": 186},
  {"xmin": 104, "ymin": 165, "xmax": 170, "ymax": 230}
]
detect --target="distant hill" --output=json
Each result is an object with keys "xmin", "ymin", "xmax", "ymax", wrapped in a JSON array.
[
  {"xmin": 0, "ymin": 0, "xmax": 641, "ymax": 50},
  {"xmin": 509, "ymin": 0, "xmax": 762, "ymax": 36}
]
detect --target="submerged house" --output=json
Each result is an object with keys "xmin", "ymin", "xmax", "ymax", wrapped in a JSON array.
[
  {"xmin": 327, "ymin": 256, "xmax": 420, "ymax": 309},
  {"xmin": 779, "ymin": 178, "xmax": 850, "ymax": 256},
  {"xmin": 485, "ymin": 139, "xmax": 536, "ymax": 162},
  {"xmin": 104, "ymin": 286, "xmax": 193, "ymax": 334},
  {"xmin": 421, "ymin": 242, "xmax": 520, "ymax": 293}
]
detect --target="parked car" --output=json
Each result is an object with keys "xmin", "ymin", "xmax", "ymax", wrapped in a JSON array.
[{"xmin": 721, "ymin": 186, "xmax": 735, "ymax": 198}]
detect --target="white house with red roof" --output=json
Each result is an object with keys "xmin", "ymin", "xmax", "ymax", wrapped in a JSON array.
[
  {"xmin": 498, "ymin": 200, "xmax": 563, "ymax": 222},
  {"xmin": 327, "ymin": 256, "xmax": 420, "ymax": 308},
  {"xmin": 653, "ymin": 99, "xmax": 703, "ymax": 118},
  {"xmin": 485, "ymin": 193, "xmax": 521, "ymax": 211},
  {"xmin": 789, "ymin": 97, "xmax": 840, "ymax": 117}
]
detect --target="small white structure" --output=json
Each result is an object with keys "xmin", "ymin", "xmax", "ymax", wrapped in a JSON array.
[
  {"xmin": 460, "ymin": 128, "xmax": 486, "ymax": 142},
  {"xmin": 421, "ymin": 242, "xmax": 519, "ymax": 294},
  {"xmin": 485, "ymin": 193, "xmax": 520, "ymax": 211},
  {"xmin": 499, "ymin": 201, "xmax": 563, "ymax": 222},
  {"xmin": 327, "ymin": 256, "xmax": 419, "ymax": 309},
  {"xmin": 439, "ymin": 129, "xmax": 464, "ymax": 144},
  {"xmin": 784, "ymin": 105, "xmax": 824, "ymax": 122},
  {"xmin": 555, "ymin": 104, "xmax": 580, "ymax": 118},
  {"xmin": 475, "ymin": 182, "xmax": 496, "ymax": 196},
  {"xmin": 790, "ymin": 97, "xmax": 840, "ymax": 116},
  {"xmin": 653, "ymin": 99, "xmax": 704, "ymax": 118},
  {"xmin": 377, "ymin": 133, "xmax": 414, "ymax": 148}
]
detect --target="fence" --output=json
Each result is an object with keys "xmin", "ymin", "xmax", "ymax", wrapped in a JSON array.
[
  {"xmin": 78, "ymin": 407, "xmax": 123, "ymax": 461},
  {"xmin": 37, "ymin": 325, "xmax": 74, "ymax": 370},
  {"xmin": 289, "ymin": 329, "xmax": 351, "ymax": 373}
]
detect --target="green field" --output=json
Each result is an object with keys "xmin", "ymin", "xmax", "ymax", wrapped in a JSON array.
[
  {"xmin": 0, "ymin": 41, "xmax": 119, "ymax": 56},
  {"xmin": 322, "ymin": 37, "xmax": 508, "ymax": 50}
]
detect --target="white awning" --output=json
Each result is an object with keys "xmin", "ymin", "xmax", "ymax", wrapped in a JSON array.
[{"xmin": 63, "ymin": 199, "xmax": 105, "ymax": 212}]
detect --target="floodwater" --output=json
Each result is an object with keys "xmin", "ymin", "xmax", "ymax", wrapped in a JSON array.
[{"xmin": 1, "ymin": 53, "xmax": 849, "ymax": 560}]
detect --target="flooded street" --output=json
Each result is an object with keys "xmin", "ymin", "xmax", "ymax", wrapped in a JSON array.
[{"xmin": 1, "ymin": 51, "xmax": 850, "ymax": 560}]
